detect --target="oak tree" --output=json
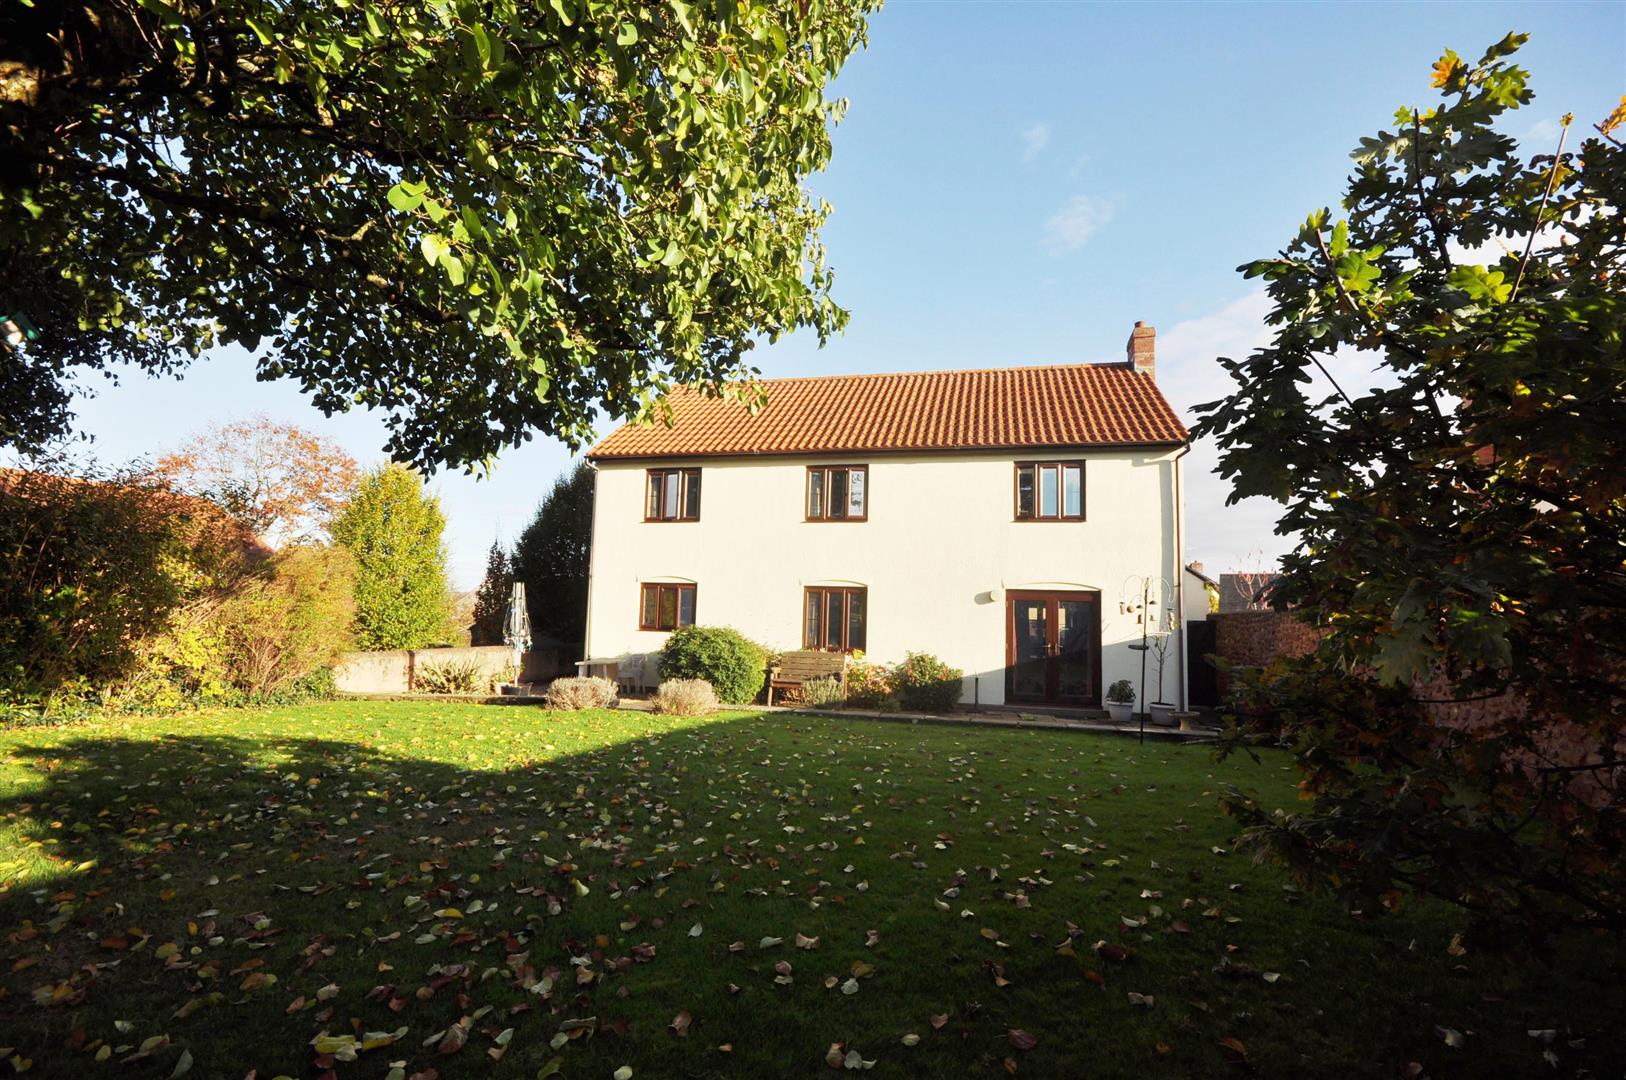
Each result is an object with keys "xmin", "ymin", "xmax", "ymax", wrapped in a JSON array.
[{"xmin": 1195, "ymin": 36, "xmax": 1626, "ymax": 943}]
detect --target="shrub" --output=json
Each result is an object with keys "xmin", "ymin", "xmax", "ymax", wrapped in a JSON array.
[
  {"xmin": 844, "ymin": 655, "xmax": 895, "ymax": 709},
  {"xmin": 0, "ymin": 461, "xmax": 260, "ymax": 708},
  {"xmin": 650, "ymin": 678, "xmax": 718, "ymax": 716},
  {"xmin": 891, "ymin": 652, "xmax": 964, "ymax": 712},
  {"xmin": 658, "ymin": 626, "xmax": 767, "ymax": 704},
  {"xmin": 1106, "ymin": 678, "xmax": 1135, "ymax": 705},
  {"xmin": 544, "ymin": 676, "xmax": 617, "ymax": 710},
  {"xmin": 416, "ymin": 658, "xmax": 482, "ymax": 694},
  {"xmin": 216, "ymin": 545, "xmax": 355, "ymax": 698},
  {"xmin": 801, "ymin": 676, "xmax": 845, "ymax": 708}
]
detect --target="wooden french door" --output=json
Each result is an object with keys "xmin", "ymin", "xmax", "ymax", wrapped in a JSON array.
[{"xmin": 1005, "ymin": 590, "xmax": 1101, "ymax": 707}]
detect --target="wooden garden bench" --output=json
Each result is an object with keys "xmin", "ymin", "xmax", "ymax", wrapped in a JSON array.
[{"xmin": 766, "ymin": 650, "xmax": 847, "ymax": 706}]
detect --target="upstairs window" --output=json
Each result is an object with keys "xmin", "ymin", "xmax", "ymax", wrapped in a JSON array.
[
  {"xmin": 646, "ymin": 468, "xmax": 700, "ymax": 521},
  {"xmin": 807, "ymin": 465, "xmax": 867, "ymax": 521},
  {"xmin": 639, "ymin": 583, "xmax": 696, "ymax": 631},
  {"xmin": 804, "ymin": 586, "xmax": 866, "ymax": 652},
  {"xmin": 1015, "ymin": 462, "xmax": 1084, "ymax": 521}
]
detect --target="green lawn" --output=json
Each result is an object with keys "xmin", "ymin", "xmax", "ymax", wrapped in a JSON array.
[{"xmin": 0, "ymin": 702, "xmax": 1618, "ymax": 1079}]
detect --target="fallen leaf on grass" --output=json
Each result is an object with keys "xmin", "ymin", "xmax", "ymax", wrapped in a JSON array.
[
  {"xmin": 437, "ymin": 1018, "xmax": 470, "ymax": 1056},
  {"xmin": 1007, "ymin": 1029, "xmax": 1037, "ymax": 1051},
  {"xmin": 670, "ymin": 1011, "xmax": 692, "ymax": 1038}
]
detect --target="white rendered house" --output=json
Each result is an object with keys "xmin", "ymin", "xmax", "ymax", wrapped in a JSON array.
[{"xmin": 578, "ymin": 322, "xmax": 1200, "ymax": 711}]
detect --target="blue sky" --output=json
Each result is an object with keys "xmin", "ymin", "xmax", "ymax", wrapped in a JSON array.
[{"xmin": 64, "ymin": 1, "xmax": 1625, "ymax": 588}]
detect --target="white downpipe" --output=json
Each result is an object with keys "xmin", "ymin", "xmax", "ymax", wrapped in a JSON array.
[{"xmin": 1173, "ymin": 443, "xmax": 1191, "ymax": 711}]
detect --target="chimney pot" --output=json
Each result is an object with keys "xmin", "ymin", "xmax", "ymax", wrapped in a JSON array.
[{"xmin": 1126, "ymin": 321, "xmax": 1156, "ymax": 378}]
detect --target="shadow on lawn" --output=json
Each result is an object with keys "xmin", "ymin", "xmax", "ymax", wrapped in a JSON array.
[
  {"xmin": 0, "ymin": 721, "xmax": 776, "ymax": 1079},
  {"xmin": 0, "ymin": 715, "xmax": 1622, "ymax": 1080}
]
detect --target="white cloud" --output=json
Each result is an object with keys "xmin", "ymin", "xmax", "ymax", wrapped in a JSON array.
[
  {"xmin": 1042, "ymin": 194, "xmax": 1113, "ymax": 253},
  {"xmin": 1151, "ymin": 289, "xmax": 1289, "ymax": 575},
  {"xmin": 1019, "ymin": 123, "xmax": 1050, "ymax": 161},
  {"xmin": 1518, "ymin": 117, "xmax": 1565, "ymax": 150},
  {"xmin": 1154, "ymin": 289, "xmax": 1408, "ymax": 577}
]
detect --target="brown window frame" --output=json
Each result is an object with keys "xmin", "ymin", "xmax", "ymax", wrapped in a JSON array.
[
  {"xmin": 805, "ymin": 464, "xmax": 869, "ymax": 522},
  {"xmin": 1014, "ymin": 461, "xmax": 1085, "ymax": 521},
  {"xmin": 803, "ymin": 586, "xmax": 867, "ymax": 652},
  {"xmin": 639, "ymin": 583, "xmax": 696, "ymax": 631},
  {"xmin": 644, "ymin": 468, "xmax": 701, "ymax": 522}
]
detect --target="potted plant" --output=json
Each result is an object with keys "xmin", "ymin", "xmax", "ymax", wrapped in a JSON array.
[
  {"xmin": 1147, "ymin": 634, "xmax": 1176, "ymax": 725},
  {"xmin": 1105, "ymin": 679, "xmax": 1135, "ymax": 723}
]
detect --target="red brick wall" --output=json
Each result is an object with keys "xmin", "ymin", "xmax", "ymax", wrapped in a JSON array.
[{"xmin": 1211, "ymin": 611, "xmax": 1324, "ymax": 697}]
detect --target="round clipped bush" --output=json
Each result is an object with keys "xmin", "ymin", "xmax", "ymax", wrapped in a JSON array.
[
  {"xmin": 543, "ymin": 676, "xmax": 618, "ymax": 711},
  {"xmin": 891, "ymin": 651, "xmax": 964, "ymax": 712},
  {"xmin": 650, "ymin": 678, "xmax": 719, "ymax": 716},
  {"xmin": 658, "ymin": 626, "xmax": 767, "ymax": 704}
]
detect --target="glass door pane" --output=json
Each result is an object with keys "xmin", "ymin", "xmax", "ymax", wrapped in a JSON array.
[
  {"xmin": 1010, "ymin": 599, "xmax": 1049, "ymax": 700},
  {"xmin": 1056, "ymin": 600, "xmax": 1096, "ymax": 702}
]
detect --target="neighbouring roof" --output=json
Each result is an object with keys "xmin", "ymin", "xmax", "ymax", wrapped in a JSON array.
[{"xmin": 588, "ymin": 363, "xmax": 1188, "ymax": 461}]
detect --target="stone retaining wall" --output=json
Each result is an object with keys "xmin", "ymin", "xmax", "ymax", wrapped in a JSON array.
[{"xmin": 335, "ymin": 643, "xmax": 571, "ymax": 694}]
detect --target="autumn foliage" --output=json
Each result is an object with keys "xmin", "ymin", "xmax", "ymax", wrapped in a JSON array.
[
  {"xmin": 154, "ymin": 415, "xmax": 359, "ymax": 543},
  {"xmin": 1, "ymin": 460, "xmax": 354, "ymax": 715}
]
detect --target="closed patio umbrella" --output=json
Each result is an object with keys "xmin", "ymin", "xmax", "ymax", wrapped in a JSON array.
[{"xmin": 504, "ymin": 582, "xmax": 532, "ymax": 686}]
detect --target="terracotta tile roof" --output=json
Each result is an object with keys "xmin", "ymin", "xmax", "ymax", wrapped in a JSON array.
[{"xmin": 588, "ymin": 363, "xmax": 1188, "ymax": 460}]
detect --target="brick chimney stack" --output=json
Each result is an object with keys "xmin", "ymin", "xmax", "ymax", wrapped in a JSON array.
[{"xmin": 1126, "ymin": 320, "xmax": 1156, "ymax": 378}]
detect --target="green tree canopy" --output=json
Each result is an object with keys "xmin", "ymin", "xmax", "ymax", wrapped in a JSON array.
[
  {"xmin": 331, "ymin": 463, "xmax": 453, "ymax": 649},
  {"xmin": 511, "ymin": 460, "xmax": 593, "ymax": 652},
  {"xmin": 469, "ymin": 539, "xmax": 513, "ymax": 646},
  {"xmin": 0, "ymin": 0, "xmax": 877, "ymax": 468},
  {"xmin": 1194, "ymin": 36, "xmax": 1626, "ymax": 941}
]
